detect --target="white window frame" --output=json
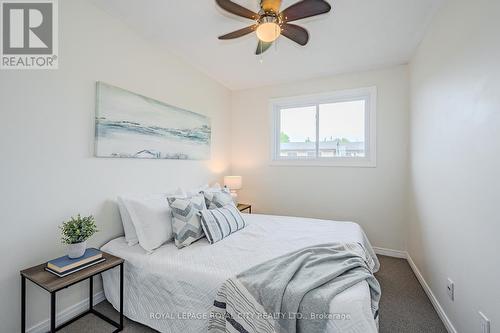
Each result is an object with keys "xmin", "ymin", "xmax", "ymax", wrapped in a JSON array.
[{"xmin": 270, "ymin": 86, "xmax": 377, "ymax": 167}]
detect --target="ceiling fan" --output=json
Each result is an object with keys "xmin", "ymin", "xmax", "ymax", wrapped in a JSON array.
[{"xmin": 216, "ymin": 0, "xmax": 332, "ymax": 55}]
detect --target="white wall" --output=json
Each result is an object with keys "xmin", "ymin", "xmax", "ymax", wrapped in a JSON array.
[
  {"xmin": 408, "ymin": 0, "xmax": 500, "ymax": 332},
  {"xmin": 230, "ymin": 66, "xmax": 409, "ymax": 251},
  {"xmin": 6, "ymin": 1, "xmax": 499, "ymax": 332},
  {"xmin": 0, "ymin": 1, "xmax": 231, "ymax": 331}
]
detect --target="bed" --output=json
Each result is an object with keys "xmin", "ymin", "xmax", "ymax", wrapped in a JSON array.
[{"xmin": 101, "ymin": 213, "xmax": 380, "ymax": 333}]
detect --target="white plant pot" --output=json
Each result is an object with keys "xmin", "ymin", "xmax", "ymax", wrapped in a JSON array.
[{"xmin": 68, "ymin": 240, "xmax": 87, "ymax": 259}]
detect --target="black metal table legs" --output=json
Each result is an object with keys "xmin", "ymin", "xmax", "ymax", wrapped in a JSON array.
[
  {"xmin": 89, "ymin": 274, "xmax": 93, "ymax": 311},
  {"xmin": 21, "ymin": 276, "xmax": 26, "ymax": 333},
  {"xmin": 50, "ymin": 292, "xmax": 56, "ymax": 332},
  {"xmin": 119, "ymin": 262, "xmax": 123, "ymax": 330},
  {"xmin": 21, "ymin": 263, "xmax": 124, "ymax": 333}
]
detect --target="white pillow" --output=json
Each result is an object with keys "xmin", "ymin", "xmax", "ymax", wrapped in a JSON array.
[
  {"xmin": 186, "ymin": 183, "xmax": 210, "ymax": 197},
  {"xmin": 117, "ymin": 197, "xmax": 139, "ymax": 246},
  {"xmin": 120, "ymin": 189, "xmax": 185, "ymax": 252},
  {"xmin": 187, "ymin": 183, "xmax": 222, "ymax": 196}
]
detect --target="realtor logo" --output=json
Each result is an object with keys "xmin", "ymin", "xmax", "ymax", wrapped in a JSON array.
[{"xmin": 1, "ymin": 0, "xmax": 58, "ymax": 69}]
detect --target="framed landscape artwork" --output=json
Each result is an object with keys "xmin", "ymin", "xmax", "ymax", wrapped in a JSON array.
[{"xmin": 95, "ymin": 82, "xmax": 211, "ymax": 160}]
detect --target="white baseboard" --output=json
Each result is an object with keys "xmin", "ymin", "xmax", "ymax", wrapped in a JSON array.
[
  {"xmin": 27, "ymin": 290, "xmax": 106, "ymax": 333},
  {"xmin": 373, "ymin": 246, "xmax": 408, "ymax": 259},
  {"xmin": 373, "ymin": 246, "xmax": 457, "ymax": 333},
  {"xmin": 406, "ymin": 254, "xmax": 457, "ymax": 333}
]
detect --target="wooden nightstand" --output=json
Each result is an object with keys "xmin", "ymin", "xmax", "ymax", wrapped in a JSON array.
[
  {"xmin": 20, "ymin": 251, "xmax": 124, "ymax": 333},
  {"xmin": 237, "ymin": 203, "xmax": 252, "ymax": 214}
]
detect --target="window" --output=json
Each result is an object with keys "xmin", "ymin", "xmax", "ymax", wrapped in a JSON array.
[{"xmin": 271, "ymin": 87, "xmax": 376, "ymax": 167}]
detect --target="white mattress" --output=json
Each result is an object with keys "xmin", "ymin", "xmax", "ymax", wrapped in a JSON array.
[{"xmin": 101, "ymin": 213, "xmax": 380, "ymax": 333}]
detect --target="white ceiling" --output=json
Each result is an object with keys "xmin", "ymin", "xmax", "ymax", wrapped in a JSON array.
[{"xmin": 93, "ymin": 0, "xmax": 442, "ymax": 90}]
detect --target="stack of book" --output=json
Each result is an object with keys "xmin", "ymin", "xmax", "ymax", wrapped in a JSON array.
[{"xmin": 45, "ymin": 248, "xmax": 105, "ymax": 277}]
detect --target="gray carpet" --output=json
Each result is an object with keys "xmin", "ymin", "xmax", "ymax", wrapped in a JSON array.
[
  {"xmin": 59, "ymin": 256, "xmax": 446, "ymax": 333},
  {"xmin": 375, "ymin": 256, "xmax": 446, "ymax": 333}
]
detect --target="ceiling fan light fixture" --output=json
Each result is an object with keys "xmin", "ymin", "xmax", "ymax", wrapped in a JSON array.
[
  {"xmin": 216, "ymin": 0, "xmax": 332, "ymax": 54},
  {"xmin": 256, "ymin": 22, "xmax": 281, "ymax": 43}
]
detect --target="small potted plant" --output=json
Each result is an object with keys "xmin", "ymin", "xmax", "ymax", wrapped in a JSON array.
[{"xmin": 60, "ymin": 214, "xmax": 98, "ymax": 259}]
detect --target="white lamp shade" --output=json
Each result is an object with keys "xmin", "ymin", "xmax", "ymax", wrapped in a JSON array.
[{"xmin": 224, "ymin": 176, "xmax": 242, "ymax": 190}]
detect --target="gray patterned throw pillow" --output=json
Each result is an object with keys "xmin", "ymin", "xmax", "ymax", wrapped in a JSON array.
[
  {"xmin": 167, "ymin": 194, "xmax": 206, "ymax": 248},
  {"xmin": 202, "ymin": 189, "xmax": 235, "ymax": 209},
  {"xmin": 200, "ymin": 204, "xmax": 247, "ymax": 244}
]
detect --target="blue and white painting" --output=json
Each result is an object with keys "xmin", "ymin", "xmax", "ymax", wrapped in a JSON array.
[{"xmin": 95, "ymin": 82, "xmax": 211, "ymax": 160}]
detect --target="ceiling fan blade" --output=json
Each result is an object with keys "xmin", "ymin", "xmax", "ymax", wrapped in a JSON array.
[
  {"xmin": 281, "ymin": 23, "xmax": 309, "ymax": 45},
  {"xmin": 215, "ymin": 0, "xmax": 259, "ymax": 20},
  {"xmin": 281, "ymin": 0, "xmax": 331, "ymax": 22},
  {"xmin": 219, "ymin": 25, "xmax": 258, "ymax": 39},
  {"xmin": 261, "ymin": 0, "xmax": 282, "ymax": 13},
  {"xmin": 255, "ymin": 40, "xmax": 273, "ymax": 55}
]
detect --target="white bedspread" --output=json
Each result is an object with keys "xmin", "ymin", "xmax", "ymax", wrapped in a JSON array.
[{"xmin": 101, "ymin": 214, "xmax": 379, "ymax": 333}]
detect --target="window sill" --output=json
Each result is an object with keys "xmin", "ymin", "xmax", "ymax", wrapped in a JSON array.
[{"xmin": 269, "ymin": 158, "xmax": 376, "ymax": 168}]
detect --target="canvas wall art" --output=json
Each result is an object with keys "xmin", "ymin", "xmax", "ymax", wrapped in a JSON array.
[{"xmin": 95, "ymin": 82, "xmax": 211, "ymax": 160}]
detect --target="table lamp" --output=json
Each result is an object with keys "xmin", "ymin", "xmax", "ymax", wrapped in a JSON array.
[{"xmin": 224, "ymin": 176, "xmax": 242, "ymax": 204}]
